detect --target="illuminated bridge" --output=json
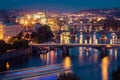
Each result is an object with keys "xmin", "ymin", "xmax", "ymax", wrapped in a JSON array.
[
  {"xmin": 30, "ymin": 43, "xmax": 120, "ymax": 48},
  {"xmin": 30, "ymin": 43, "xmax": 120, "ymax": 55},
  {"xmin": 53, "ymin": 30, "xmax": 119, "ymax": 34}
]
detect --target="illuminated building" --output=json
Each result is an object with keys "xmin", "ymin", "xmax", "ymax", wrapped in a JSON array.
[
  {"xmin": 16, "ymin": 12, "xmax": 47, "ymax": 26},
  {"xmin": 47, "ymin": 18, "xmax": 59, "ymax": 31},
  {"xmin": 0, "ymin": 22, "xmax": 22, "ymax": 41}
]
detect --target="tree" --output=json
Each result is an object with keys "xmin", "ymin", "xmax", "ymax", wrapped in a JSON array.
[
  {"xmin": 16, "ymin": 32, "xmax": 23, "ymax": 40},
  {"xmin": 24, "ymin": 33, "xmax": 30, "ymax": 39},
  {"xmin": 0, "ymin": 40, "xmax": 8, "ymax": 52},
  {"xmin": 57, "ymin": 73, "xmax": 80, "ymax": 80},
  {"xmin": 12, "ymin": 39, "xmax": 29, "ymax": 49},
  {"xmin": 8, "ymin": 32, "xmax": 24, "ymax": 44},
  {"xmin": 31, "ymin": 25, "xmax": 54, "ymax": 43}
]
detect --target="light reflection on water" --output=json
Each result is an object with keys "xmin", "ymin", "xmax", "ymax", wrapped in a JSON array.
[
  {"xmin": 6, "ymin": 62, "xmax": 10, "ymax": 70},
  {"xmin": 93, "ymin": 53, "xmax": 98, "ymax": 62},
  {"xmin": 109, "ymin": 49, "xmax": 113, "ymax": 56},
  {"xmin": 115, "ymin": 48, "xmax": 118, "ymax": 60},
  {"xmin": 63, "ymin": 56, "xmax": 71, "ymax": 69},
  {"xmin": 49, "ymin": 50, "xmax": 56, "ymax": 64},
  {"xmin": 0, "ymin": 47, "xmax": 120, "ymax": 80},
  {"xmin": 40, "ymin": 54, "xmax": 47, "ymax": 64},
  {"xmin": 1, "ymin": 32, "xmax": 120, "ymax": 80},
  {"xmin": 101, "ymin": 56, "xmax": 109, "ymax": 80},
  {"xmin": 79, "ymin": 47, "xmax": 83, "ymax": 63},
  {"xmin": 39, "ymin": 50, "xmax": 57, "ymax": 65}
]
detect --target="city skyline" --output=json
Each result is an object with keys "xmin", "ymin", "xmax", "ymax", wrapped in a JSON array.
[{"xmin": 0, "ymin": 0, "xmax": 120, "ymax": 12}]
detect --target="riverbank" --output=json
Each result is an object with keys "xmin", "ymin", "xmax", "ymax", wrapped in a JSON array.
[{"xmin": 0, "ymin": 48, "xmax": 31, "ymax": 60}]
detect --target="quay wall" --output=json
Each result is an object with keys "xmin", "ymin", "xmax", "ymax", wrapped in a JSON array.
[{"xmin": 0, "ymin": 48, "xmax": 31, "ymax": 60}]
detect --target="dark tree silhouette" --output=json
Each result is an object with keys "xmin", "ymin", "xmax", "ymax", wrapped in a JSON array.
[
  {"xmin": 57, "ymin": 73, "xmax": 80, "ymax": 80},
  {"xmin": 31, "ymin": 25, "xmax": 54, "ymax": 43},
  {"xmin": 12, "ymin": 39, "xmax": 28, "ymax": 49},
  {"xmin": 0, "ymin": 40, "xmax": 11, "ymax": 52}
]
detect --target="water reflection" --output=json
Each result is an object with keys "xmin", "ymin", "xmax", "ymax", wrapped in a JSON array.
[
  {"xmin": 39, "ymin": 50, "xmax": 57, "ymax": 65},
  {"xmin": 78, "ymin": 47, "xmax": 99, "ymax": 64},
  {"xmin": 47, "ymin": 52, "xmax": 49, "ymax": 65},
  {"xmin": 101, "ymin": 56, "xmax": 109, "ymax": 80},
  {"xmin": 114, "ymin": 48, "xmax": 118, "ymax": 60},
  {"xmin": 93, "ymin": 53, "xmax": 98, "ymax": 62},
  {"xmin": 109, "ymin": 48, "xmax": 118, "ymax": 60},
  {"xmin": 79, "ymin": 47, "xmax": 83, "ymax": 63},
  {"xmin": 85, "ymin": 51, "xmax": 89, "ymax": 57},
  {"xmin": 6, "ymin": 62, "xmax": 10, "ymax": 70},
  {"xmin": 63, "ymin": 56, "xmax": 71, "ymax": 69},
  {"xmin": 109, "ymin": 49, "xmax": 113, "ymax": 56},
  {"xmin": 40, "ymin": 54, "xmax": 47, "ymax": 64},
  {"xmin": 49, "ymin": 50, "xmax": 56, "ymax": 64}
]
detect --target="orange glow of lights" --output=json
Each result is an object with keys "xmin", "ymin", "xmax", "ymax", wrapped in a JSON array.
[
  {"xmin": 20, "ymin": 19, "xmax": 25, "ymax": 24},
  {"xmin": 101, "ymin": 56, "xmax": 109, "ymax": 80},
  {"xmin": 50, "ymin": 51, "xmax": 55, "ymax": 64},
  {"xmin": 31, "ymin": 21, "xmax": 35, "ymax": 25},
  {"xmin": 24, "ymin": 21, "xmax": 28, "ymax": 25},
  {"xmin": 63, "ymin": 56, "xmax": 71, "ymax": 69},
  {"xmin": 6, "ymin": 62, "xmax": 10, "ymax": 69},
  {"xmin": 26, "ymin": 14, "xmax": 31, "ymax": 20}
]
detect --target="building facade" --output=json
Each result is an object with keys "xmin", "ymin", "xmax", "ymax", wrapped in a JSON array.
[{"xmin": 0, "ymin": 22, "xmax": 22, "ymax": 41}]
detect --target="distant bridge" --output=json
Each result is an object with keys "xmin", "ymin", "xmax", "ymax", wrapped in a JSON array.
[
  {"xmin": 69, "ymin": 23, "xmax": 103, "ymax": 26},
  {"xmin": 53, "ymin": 30, "xmax": 119, "ymax": 34}
]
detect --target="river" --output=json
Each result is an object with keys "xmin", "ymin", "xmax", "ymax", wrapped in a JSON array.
[{"xmin": 0, "ymin": 32, "xmax": 120, "ymax": 80}]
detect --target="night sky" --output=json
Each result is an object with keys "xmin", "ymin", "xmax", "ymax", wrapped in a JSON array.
[{"xmin": 0, "ymin": 0, "xmax": 120, "ymax": 12}]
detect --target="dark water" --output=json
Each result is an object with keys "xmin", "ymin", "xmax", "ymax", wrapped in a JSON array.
[
  {"xmin": 0, "ymin": 47, "xmax": 120, "ymax": 80},
  {"xmin": 0, "ymin": 32, "xmax": 120, "ymax": 80}
]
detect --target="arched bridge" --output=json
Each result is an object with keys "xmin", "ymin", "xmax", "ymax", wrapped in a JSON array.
[
  {"xmin": 29, "ymin": 43, "xmax": 120, "ymax": 56},
  {"xmin": 29, "ymin": 43, "xmax": 120, "ymax": 48}
]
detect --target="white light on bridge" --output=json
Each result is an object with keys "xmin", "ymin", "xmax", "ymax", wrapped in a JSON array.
[
  {"xmin": 84, "ymin": 40, "xmax": 87, "ymax": 44},
  {"xmin": 89, "ymin": 37, "xmax": 92, "ymax": 44},
  {"xmin": 95, "ymin": 39, "xmax": 98, "ymax": 44},
  {"xmin": 79, "ymin": 33, "xmax": 83, "ymax": 44},
  {"xmin": 110, "ymin": 39, "xmax": 113, "ymax": 44}
]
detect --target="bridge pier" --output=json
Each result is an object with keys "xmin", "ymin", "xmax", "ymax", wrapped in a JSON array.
[
  {"xmin": 101, "ymin": 47, "xmax": 107, "ymax": 54},
  {"xmin": 31, "ymin": 46, "xmax": 40, "ymax": 55},
  {"xmin": 62, "ymin": 47, "xmax": 70, "ymax": 57},
  {"xmin": 100, "ymin": 46, "xmax": 108, "ymax": 58}
]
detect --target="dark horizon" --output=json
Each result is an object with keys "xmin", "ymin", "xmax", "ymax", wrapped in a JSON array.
[
  {"xmin": 0, "ymin": 7, "xmax": 120, "ymax": 14},
  {"xmin": 0, "ymin": 0, "xmax": 120, "ymax": 13}
]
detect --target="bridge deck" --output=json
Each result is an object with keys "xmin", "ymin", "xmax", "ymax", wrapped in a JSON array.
[{"xmin": 30, "ymin": 43, "xmax": 120, "ymax": 48}]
